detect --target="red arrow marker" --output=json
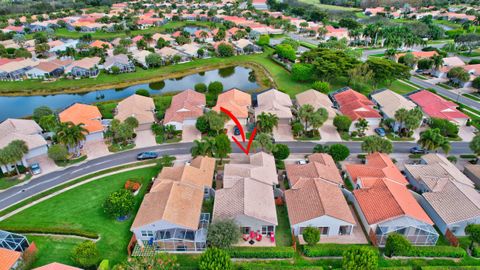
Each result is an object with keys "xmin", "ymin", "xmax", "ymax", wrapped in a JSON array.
[
  {"xmin": 233, "ymin": 127, "xmax": 257, "ymax": 155},
  {"xmin": 220, "ymin": 107, "xmax": 246, "ymax": 142}
]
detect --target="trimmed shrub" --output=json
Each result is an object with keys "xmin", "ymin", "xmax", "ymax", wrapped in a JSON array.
[
  {"xmin": 195, "ymin": 83, "xmax": 207, "ymax": 93},
  {"xmin": 303, "ymin": 244, "xmax": 376, "ymax": 257},
  {"xmin": 199, "ymin": 247, "xmax": 232, "ymax": 270},
  {"xmin": 396, "ymin": 246, "xmax": 466, "ymax": 258},
  {"xmin": 302, "ymin": 227, "xmax": 320, "ymax": 246},
  {"xmin": 135, "ymin": 89, "xmax": 150, "ymax": 97},
  {"xmin": 226, "ymin": 247, "xmax": 295, "ymax": 258},
  {"xmin": 71, "ymin": 241, "xmax": 100, "ymax": 268},
  {"xmin": 342, "ymin": 246, "xmax": 378, "ymax": 270},
  {"xmin": 385, "ymin": 233, "xmax": 412, "ymax": 257}
]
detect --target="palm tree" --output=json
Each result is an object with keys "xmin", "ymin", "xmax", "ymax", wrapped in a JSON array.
[
  {"xmin": 56, "ymin": 121, "xmax": 87, "ymax": 157},
  {"xmin": 355, "ymin": 118, "xmax": 369, "ymax": 137},
  {"xmin": 191, "ymin": 137, "xmax": 216, "ymax": 157},
  {"xmin": 164, "ymin": 124, "xmax": 176, "ymax": 140},
  {"xmin": 199, "ymin": 31, "xmax": 209, "ymax": 43},
  {"xmin": 6, "ymin": 140, "xmax": 28, "ymax": 175},
  {"xmin": 431, "ymin": 54, "xmax": 444, "ymax": 72},
  {"xmin": 252, "ymin": 132, "xmax": 274, "ymax": 153},
  {"xmin": 418, "ymin": 128, "xmax": 451, "ymax": 154},
  {"xmin": 256, "ymin": 112, "xmax": 279, "ymax": 134},
  {"xmin": 310, "ymin": 108, "xmax": 328, "ymax": 130},
  {"xmin": 298, "ymin": 104, "xmax": 315, "ymax": 131}
]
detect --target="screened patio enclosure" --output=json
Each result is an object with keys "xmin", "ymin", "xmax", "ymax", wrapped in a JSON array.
[
  {"xmin": 375, "ymin": 223, "xmax": 439, "ymax": 246},
  {"xmin": 0, "ymin": 230, "xmax": 29, "ymax": 252}
]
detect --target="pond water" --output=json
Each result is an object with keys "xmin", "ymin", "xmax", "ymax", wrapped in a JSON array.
[
  {"xmin": 0, "ymin": 66, "xmax": 259, "ymax": 120},
  {"xmin": 183, "ymin": 26, "xmax": 208, "ymax": 35}
]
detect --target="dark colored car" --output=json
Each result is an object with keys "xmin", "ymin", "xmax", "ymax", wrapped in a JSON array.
[
  {"xmin": 137, "ymin": 151, "xmax": 158, "ymax": 160},
  {"xmin": 410, "ymin": 146, "xmax": 428, "ymax": 154},
  {"xmin": 233, "ymin": 126, "xmax": 241, "ymax": 136},
  {"xmin": 374, "ymin": 127, "xmax": 386, "ymax": 137}
]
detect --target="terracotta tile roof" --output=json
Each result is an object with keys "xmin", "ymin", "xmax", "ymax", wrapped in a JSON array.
[
  {"xmin": 59, "ymin": 103, "xmax": 103, "ymax": 133},
  {"xmin": 164, "ymin": 89, "xmax": 205, "ymax": 124},
  {"xmin": 286, "ymin": 153, "xmax": 342, "ymax": 186},
  {"xmin": 131, "ymin": 180, "xmax": 204, "ymax": 230},
  {"xmin": 409, "ymin": 90, "xmax": 468, "ymax": 122},
  {"xmin": 213, "ymin": 177, "xmax": 278, "ymax": 225},
  {"xmin": 33, "ymin": 263, "xmax": 83, "ymax": 270},
  {"xmin": 66, "ymin": 57, "xmax": 101, "ymax": 71},
  {"xmin": 115, "ymin": 94, "xmax": 155, "ymax": 125},
  {"xmin": 345, "ymin": 152, "xmax": 408, "ymax": 185},
  {"xmin": 90, "ymin": 40, "xmax": 112, "ymax": 49},
  {"xmin": 295, "ymin": 89, "xmax": 335, "ymax": 117},
  {"xmin": 213, "ymin": 88, "xmax": 251, "ymax": 118},
  {"xmin": 156, "ymin": 156, "xmax": 215, "ymax": 188},
  {"xmin": 255, "ymin": 89, "xmax": 293, "ymax": 119},
  {"xmin": 396, "ymin": 51, "xmax": 438, "ymax": 59},
  {"xmin": 353, "ymin": 178, "xmax": 433, "ymax": 225},
  {"xmin": 333, "ymin": 88, "xmax": 381, "ymax": 120},
  {"xmin": 0, "ymin": 247, "xmax": 21, "ymax": 270},
  {"xmin": 285, "ymin": 178, "xmax": 355, "ymax": 225}
]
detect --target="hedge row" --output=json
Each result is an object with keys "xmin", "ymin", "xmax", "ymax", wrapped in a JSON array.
[
  {"xmin": 394, "ymin": 246, "xmax": 466, "ymax": 258},
  {"xmin": 472, "ymin": 243, "xmax": 480, "ymax": 258},
  {"xmin": 422, "ymin": 267, "xmax": 480, "ymax": 270},
  {"xmin": 303, "ymin": 244, "xmax": 377, "ymax": 257},
  {"xmin": 227, "ymin": 246, "xmax": 295, "ymax": 258},
  {"xmin": 239, "ymin": 266, "xmax": 322, "ymax": 270},
  {"xmin": 0, "ymin": 227, "xmax": 99, "ymax": 239}
]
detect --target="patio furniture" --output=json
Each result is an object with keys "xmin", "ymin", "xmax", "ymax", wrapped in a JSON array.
[
  {"xmin": 270, "ymin": 233, "xmax": 275, "ymax": 242},
  {"xmin": 250, "ymin": 231, "xmax": 256, "ymax": 239},
  {"xmin": 248, "ymin": 239, "xmax": 255, "ymax": 245},
  {"xmin": 242, "ymin": 234, "xmax": 249, "ymax": 241},
  {"xmin": 256, "ymin": 233, "xmax": 262, "ymax": 241}
]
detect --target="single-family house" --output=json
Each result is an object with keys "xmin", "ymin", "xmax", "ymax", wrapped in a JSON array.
[
  {"xmin": 432, "ymin": 56, "xmax": 465, "ymax": 78},
  {"xmin": 48, "ymin": 39, "xmax": 79, "ymax": 54},
  {"xmin": 65, "ymin": 57, "xmax": 101, "ymax": 78},
  {"xmin": 371, "ymin": 89, "xmax": 417, "ymax": 120},
  {"xmin": 131, "ymin": 156, "xmax": 215, "ymax": 252},
  {"xmin": 130, "ymin": 49, "xmax": 152, "ymax": 68},
  {"xmin": 345, "ymin": 152, "xmax": 409, "ymax": 187},
  {"xmin": 213, "ymin": 152, "xmax": 278, "ymax": 243},
  {"xmin": 255, "ymin": 89, "xmax": 293, "ymax": 125},
  {"xmin": 464, "ymin": 164, "xmax": 480, "ymax": 187},
  {"xmin": 295, "ymin": 89, "xmax": 336, "ymax": 118},
  {"xmin": 408, "ymin": 90, "xmax": 469, "ymax": 125},
  {"xmin": 395, "ymin": 51, "xmax": 438, "ymax": 63},
  {"xmin": 177, "ymin": 43, "xmax": 201, "ymax": 58},
  {"xmin": 0, "ymin": 59, "xmax": 36, "ymax": 81},
  {"xmin": 0, "ymin": 119, "xmax": 48, "ymax": 173},
  {"xmin": 164, "ymin": 89, "xmax": 205, "ymax": 130},
  {"xmin": 332, "ymin": 88, "xmax": 382, "ymax": 132},
  {"xmin": 25, "ymin": 58, "xmax": 73, "ymax": 80},
  {"xmin": 285, "ymin": 177, "xmax": 356, "ymax": 239},
  {"xmin": 462, "ymin": 64, "xmax": 480, "ymax": 87},
  {"xmin": 351, "ymin": 177, "xmax": 438, "ymax": 246},
  {"xmin": 252, "ymin": 0, "xmax": 268, "ymax": 10},
  {"xmin": 324, "ymin": 25, "xmax": 349, "ymax": 40},
  {"xmin": 59, "ymin": 103, "xmax": 104, "ymax": 141},
  {"xmin": 286, "ymin": 153, "xmax": 343, "ymax": 187},
  {"xmin": 103, "ymin": 54, "xmax": 135, "ymax": 73},
  {"xmin": 157, "ymin": 47, "xmax": 190, "ymax": 63},
  {"xmin": 115, "ymin": 94, "xmax": 156, "ymax": 131},
  {"xmin": 33, "ymin": 263, "xmax": 83, "ymax": 270},
  {"xmin": 404, "ymin": 154, "xmax": 480, "ymax": 236},
  {"xmin": 232, "ymin": 39, "xmax": 260, "ymax": 54},
  {"xmin": 213, "ymin": 88, "xmax": 251, "ymax": 130},
  {"xmin": 0, "ymin": 247, "xmax": 21, "ymax": 270}
]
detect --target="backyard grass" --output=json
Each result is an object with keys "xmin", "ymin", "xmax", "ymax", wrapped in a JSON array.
[
  {"xmin": 0, "ymin": 167, "xmax": 160, "ymax": 267},
  {"xmin": 379, "ymin": 80, "xmax": 419, "ymax": 95},
  {"xmin": 28, "ymin": 236, "xmax": 84, "ymax": 267},
  {"xmin": 96, "ymin": 101, "xmax": 118, "ymax": 119},
  {"xmin": 275, "ymin": 205, "xmax": 293, "ymax": 247},
  {"xmin": 54, "ymin": 21, "xmax": 219, "ymax": 40}
]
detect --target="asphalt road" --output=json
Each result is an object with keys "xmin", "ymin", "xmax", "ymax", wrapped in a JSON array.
[
  {"xmin": 408, "ymin": 76, "xmax": 480, "ymax": 111},
  {"xmin": 0, "ymin": 141, "xmax": 473, "ymax": 212}
]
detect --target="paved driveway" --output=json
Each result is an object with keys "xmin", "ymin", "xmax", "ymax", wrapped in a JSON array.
[
  {"xmin": 459, "ymin": 125, "xmax": 477, "ymax": 142},
  {"xmin": 27, "ymin": 155, "xmax": 59, "ymax": 177},
  {"xmin": 273, "ymin": 124, "xmax": 293, "ymax": 141},
  {"xmin": 84, "ymin": 140, "xmax": 110, "ymax": 159},
  {"xmin": 320, "ymin": 120, "xmax": 341, "ymax": 142},
  {"xmin": 182, "ymin": 125, "xmax": 201, "ymax": 142},
  {"xmin": 135, "ymin": 130, "xmax": 157, "ymax": 148}
]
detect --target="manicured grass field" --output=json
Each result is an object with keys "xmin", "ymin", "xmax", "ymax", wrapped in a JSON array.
[
  {"xmin": 0, "ymin": 167, "xmax": 160, "ymax": 267},
  {"xmin": 275, "ymin": 205, "xmax": 292, "ymax": 247},
  {"xmin": 54, "ymin": 21, "xmax": 219, "ymax": 40},
  {"xmin": 295, "ymin": 0, "xmax": 360, "ymax": 11}
]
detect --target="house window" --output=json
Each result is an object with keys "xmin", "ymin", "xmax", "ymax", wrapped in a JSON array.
[
  {"xmin": 241, "ymin": 227, "xmax": 250, "ymax": 234},
  {"xmin": 262, "ymin": 225, "xmax": 274, "ymax": 235},
  {"xmin": 451, "ymin": 226, "xmax": 460, "ymax": 234},
  {"xmin": 396, "ymin": 227, "xmax": 407, "ymax": 235},
  {"xmin": 339, "ymin": 226, "xmax": 352, "ymax": 235},
  {"xmin": 319, "ymin": 227, "xmax": 329, "ymax": 235},
  {"xmin": 141, "ymin": 231, "xmax": 153, "ymax": 237}
]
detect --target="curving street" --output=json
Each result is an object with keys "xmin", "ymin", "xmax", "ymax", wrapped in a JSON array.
[{"xmin": 0, "ymin": 140, "xmax": 472, "ymax": 212}]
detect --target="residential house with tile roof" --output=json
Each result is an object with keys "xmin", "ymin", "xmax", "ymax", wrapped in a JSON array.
[
  {"xmin": 213, "ymin": 88, "xmax": 251, "ymax": 127},
  {"xmin": 255, "ymin": 88, "xmax": 293, "ymax": 126},
  {"xmin": 33, "ymin": 263, "xmax": 83, "ymax": 270},
  {"xmin": 371, "ymin": 89, "xmax": 418, "ymax": 131},
  {"xmin": 0, "ymin": 247, "xmax": 21, "ymax": 270},
  {"xmin": 131, "ymin": 156, "xmax": 215, "ymax": 251},
  {"xmin": 432, "ymin": 56, "xmax": 465, "ymax": 78},
  {"xmin": 404, "ymin": 154, "xmax": 480, "ymax": 236},
  {"xmin": 59, "ymin": 103, "xmax": 104, "ymax": 141},
  {"xmin": 0, "ymin": 118, "xmax": 48, "ymax": 174},
  {"xmin": 0, "ymin": 58, "xmax": 37, "ymax": 81},
  {"xmin": 296, "ymin": 90, "xmax": 336, "ymax": 118},
  {"xmin": 65, "ymin": 57, "xmax": 101, "ymax": 78},
  {"xmin": 285, "ymin": 153, "xmax": 356, "ymax": 240},
  {"xmin": 286, "ymin": 153, "xmax": 343, "ymax": 187},
  {"xmin": 345, "ymin": 152, "xmax": 408, "ymax": 187},
  {"xmin": 408, "ymin": 90, "xmax": 469, "ymax": 125},
  {"xmin": 332, "ymin": 88, "xmax": 381, "ymax": 132},
  {"xmin": 164, "ymin": 89, "xmax": 205, "ymax": 130},
  {"xmin": 351, "ymin": 177, "xmax": 438, "ymax": 246},
  {"xmin": 213, "ymin": 152, "xmax": 278, "ymax": 241},
  {"xmin": 25, "ymin": 58, "xmax": 73, "ymax": 80},
  {"xmin": 115, "ymin": 94, "xmax": 155, "ymax": 131},
  {"xmin": 103, "ymin": 54, "xmax": 135, "ymax": 73}
]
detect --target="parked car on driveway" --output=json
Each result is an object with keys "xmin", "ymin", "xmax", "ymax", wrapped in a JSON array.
[
  {"xmin": 137, "ymin": 151, "xmax": 158, "ymax": 160},
  {"xmin": 375, "ymin": 127, "xmax": 386, "ymax": 137},
  {"xmin": 233, "ymin": 126, "xmax": 241, "ymax": 136},
  {"xmin": 410, "ymin": 146, "xmax": 428, "ymax": 154},
  {"xmin": 30, "ymin": 163, "xmax": 41, "ymax": 175}
]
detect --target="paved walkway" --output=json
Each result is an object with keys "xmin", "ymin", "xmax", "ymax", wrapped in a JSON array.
[{"xmin": 84, "ymin": 140, "xmax": 110, "ymax": 160}]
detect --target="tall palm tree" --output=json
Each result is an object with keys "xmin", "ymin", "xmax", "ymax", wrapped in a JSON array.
[
  {"xmin": 191, "ymin": 137, "xmax": 216, "ymax": 157},
  {"xmin": 256, "ymin": 112, "xmax": 279, "ymax": 134},
  {"xmin": 7, "ymin": 140, "xmax": 28, "ymax": 175},
  {"xmin": 298, "ymin": 104, "xmax": 315, "ymax": 131},
  {"xmin": 418, "ymin": 128, "xmax": 451, "ymax": 154},
  {"xmin": 164, "ymin": 124, "xmax": 176, "ymax": 140},
  {"xmin": 252, "ymin": 133, "xmax": 274, "ymax": 153},
  {"xmin": 56, "ymin": 121, "xmax": 87, "ymax": 157},
  {"xmin": 431, "ymin": 54, "xmax": 444, "ymax": 72}
]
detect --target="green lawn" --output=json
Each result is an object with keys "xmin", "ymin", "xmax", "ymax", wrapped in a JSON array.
[
  {"xmin": 380, "ymin": 80, "xmax": 420, "ymax": 95},
  {"xmin": 54, "ymin": 21, "xmax": 219, "ymax": 40},
  {"xmin": 96, "ymin": 102, "xmax": 118, "ymax": 119},
  {"xmin": 275, "ymin": 205, "xmax": 292, "ymax": 247},
  {"xmin": 0, "ymin": 167, "xmax": 160, "ymax": 267},
  {"xmin": 295, "ymin": 0, "xmax": 360, "ymax": 11},
  {"xmin": 28, "ymin": 236, "xmax": 84, "ymax": 267}
]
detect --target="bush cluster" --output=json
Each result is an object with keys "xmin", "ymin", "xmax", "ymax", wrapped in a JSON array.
[
  {"xmin": 399, "ymin": 246, "xmax": 467, "ymax": 258},
  {"xmin": 226, "ymin": 246, "xmax": 295, "ymax": 258},
  {"xmin": 303, "ymin": 244, "xmax": 376, "ymax": 257}
]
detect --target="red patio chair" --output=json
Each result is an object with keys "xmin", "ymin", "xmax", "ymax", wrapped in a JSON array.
[
  {"xmin": 250, "ymin": 231, "xmax": 256, "ymax": 239},
  {"xmin": 256, "ymin": 233, "xmax": 262, "ymax": 241},
  {"xmin": 242, "ymin": 234, "xmax": 249, "ymax": 241},
  {"xmin": 270, "ymin": 233, "xmax": 275, "ymax": 242}
]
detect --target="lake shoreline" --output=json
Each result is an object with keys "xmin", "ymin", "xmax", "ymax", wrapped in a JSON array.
[{"xmin": 0, "ymin": 59, "xmax": 274, "ymax": 97}]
